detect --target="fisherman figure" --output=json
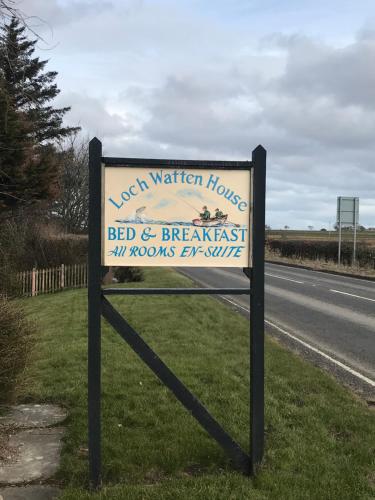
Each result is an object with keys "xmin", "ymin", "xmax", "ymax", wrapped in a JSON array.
[
  {"xmin": 214, "ymin": 208, "xmax": 223, "ymax": 219},
  {"xmin": 200, "ymin": 205, "xmax": 211, "ymax": 220}
]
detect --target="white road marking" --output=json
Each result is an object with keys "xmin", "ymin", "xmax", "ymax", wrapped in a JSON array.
[
  {"xmin": 219, "ymin": 295, "xmax": 375, "ymax": 388},
  {"xmin": 265, "ymin": 320, "xmax": 375, "ymax": 388},
  {"xmin": 266, "ymin": 284, "xmax": 375, "ymax": 331},
  {"xmin": 330, "ymin": 289, "xmax": 375, "ymax": 303},
  {"xmin": 220, "ymin": 295, "xmax": 250, "ymax": 313},
  {"xmin": 265, "ymin": 273, "xmax": 304, "ymax": 284},
  {"xmin": 267, "ymin": 262, "xmax": 375, "ymax": 285}
]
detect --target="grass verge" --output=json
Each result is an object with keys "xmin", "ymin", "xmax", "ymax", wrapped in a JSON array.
[
  {"xmin": 20, "ymin": 267, "xmax": 374, "ymax": 499},
  {"xmin": 265, "ymin": 248, "xmax": 375, "ymax": 279}
]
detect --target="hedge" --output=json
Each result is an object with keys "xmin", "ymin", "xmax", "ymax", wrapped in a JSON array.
[
  {"xmin": 0, "ymin": 217, "xmax": 88, "ymax": 296},
  {"xmin": 267, "ymin": 239, "xmax": 375, "ymax": 268}
]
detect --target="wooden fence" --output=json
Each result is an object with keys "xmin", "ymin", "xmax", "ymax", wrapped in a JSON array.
[{"xmin": 18, "ymin": 263, "xmax": 88, "ymax": 297}]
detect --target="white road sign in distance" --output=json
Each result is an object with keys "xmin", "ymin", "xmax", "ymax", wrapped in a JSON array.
[{"xmin": 337, "ymin": 196, "xmax": 359, "ymax": 227}]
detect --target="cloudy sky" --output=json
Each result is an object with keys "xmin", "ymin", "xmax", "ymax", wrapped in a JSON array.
[{"xmin": 22, "ymin": 0, "xmax": 375, "ymax": 228}]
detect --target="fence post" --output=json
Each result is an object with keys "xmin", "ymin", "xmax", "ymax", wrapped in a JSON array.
[
  {"xmin": 31, "ymin": 268, "xmax": 36, "ymax": 297},
  {"xmin": 61, "ymin": 264, "xmax": 65, "ymax": 289}
]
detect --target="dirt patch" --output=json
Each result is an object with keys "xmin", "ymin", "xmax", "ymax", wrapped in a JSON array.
[
  {"xmin": 143, "ymin": 468, "xmax": 166, "ymax": 484},
  {"xmin": 0, "ymin": 427, "xmax": 19, "ymax": 466}
]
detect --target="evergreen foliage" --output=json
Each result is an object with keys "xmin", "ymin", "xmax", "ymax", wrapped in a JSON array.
[
  {"xmin": 0, "ymin": 81, "xmax": 32, "ymax": 209},
  {"xmin": 114, "ymin": 266, "xmax": 144, "ymax": 283},
  {"xmin": 0, "ymin": 17, "xmax": 79, "ymax": 212},
  {"xmin": 0, "ymin": 17, "xmax": 79, "ymax": 142}
]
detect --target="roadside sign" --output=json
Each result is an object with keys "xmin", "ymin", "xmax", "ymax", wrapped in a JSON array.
[
  {"xmin": 88, "ymin": 139, "xmax": 266, "ymax": 487},
  {"xmin": 336, "ymin": 197, "xmax": 359, "ymax": 227},
  {"xmin": 336, "ymin": 196, "xmax": 359, "ymax": 265},
  {"xmin": 102, "ymin": 165, "xmax": 252, "ymax": 267}
]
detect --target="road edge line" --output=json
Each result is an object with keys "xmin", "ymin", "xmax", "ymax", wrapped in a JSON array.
[
  {"xmin": 219, "ymin": 296, "xmax": 375, "ymax": 388},
  {"xmin": 330, "ymin": 289, "xmax": 375, "ymax": 302},
  {"xmin": 265, "ymin": 319, "xmax": 375, "ymax": 388},
  {"xmin": 175, "ymin": 269, "xmax": 375, "ymax": 389},
  {"xmin": 266, "ymin": 260, "xmax": 375, "ymax": 283}
]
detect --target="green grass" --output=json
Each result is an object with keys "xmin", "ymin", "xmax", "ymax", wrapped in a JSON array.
[{"xmin": 20, "ymin": 268, "xmax": 374, "ymax": 499}]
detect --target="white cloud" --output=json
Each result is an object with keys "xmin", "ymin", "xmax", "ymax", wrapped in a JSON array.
[
  {"xmin": 57, "ymin": 91, "xmax": 132, "ymax": 140},
  {"xmin": 21, "ymin": 0, "xmax": 375, "ymax": 228},
  {"xmin": 23, "ymin": 0, "xmax": 113, "ymax": 30}
]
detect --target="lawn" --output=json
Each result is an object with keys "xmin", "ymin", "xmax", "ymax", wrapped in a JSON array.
[{"xmin": 20, "ymin": 267, "xmax": 374, "ymax": 499}]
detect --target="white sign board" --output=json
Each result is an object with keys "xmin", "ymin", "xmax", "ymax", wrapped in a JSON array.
[
  {"xmin": 336, "ymin": 197, "xmax": 359, "ymax": 227},
  {"xmin": 102, "ymin": 165, "xmax": 252, "ymax": 267}
]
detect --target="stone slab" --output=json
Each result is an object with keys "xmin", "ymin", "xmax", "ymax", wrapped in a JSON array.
[
  {"xmin": 0, "ymin": 406, "xmax": 67, "ymax": 430},
  {"xmin": 0, "ymin": 485, "xmax": 60, "ymax": 499},
  {"xmin": 0, "ymin": 428, "xmax": 64, "ymax": 485}
]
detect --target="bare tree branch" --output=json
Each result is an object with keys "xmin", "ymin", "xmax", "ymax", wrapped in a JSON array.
[
  {"xmin": 49, "ymin": 134, "xmax": 89, "ymax": 234},
  {"xmin": 0, "ymin": 1, "xmax": 47, "ymax": 40}
]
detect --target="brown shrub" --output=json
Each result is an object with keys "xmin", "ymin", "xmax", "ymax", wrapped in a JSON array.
[
  {"xmin": 0, "ymin": 217, "xmax": 88, "ymax": 295},
  {"xmin": 0, "ymin": 296, "xmax": 34, "ymax": 404}
]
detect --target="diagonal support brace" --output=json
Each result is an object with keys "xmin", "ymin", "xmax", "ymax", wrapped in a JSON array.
[{"xmin": 101, "ymin": 296, "xmax": 250, "ymax": 473}]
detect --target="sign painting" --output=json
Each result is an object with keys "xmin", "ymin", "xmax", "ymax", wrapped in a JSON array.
[{"xmin": 102, "ymin": 166, "xmax": 252, "ymax": 267}]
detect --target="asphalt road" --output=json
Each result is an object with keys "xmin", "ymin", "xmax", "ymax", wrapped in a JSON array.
[{"xmin": 178, "ymin": 263, "xmax": 375, "ymax": 396}]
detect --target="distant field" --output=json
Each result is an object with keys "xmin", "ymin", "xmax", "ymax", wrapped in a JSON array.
[{"xmin": 267, "ymin": 230, "xmax": 375, "ymax": 246}]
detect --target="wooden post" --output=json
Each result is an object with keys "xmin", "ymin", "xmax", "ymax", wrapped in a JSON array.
[
  {"xmin": 31, "ymin": 268, "xmax": 36, "ymax": 297},
  {"xmin": 61, "ymin": 264, "xmax": 65, "ymax": 289},
  {"xmin": 250, "ymin": 145, "xmax": 266, "ymax": 474},
  {"xmin": 88, "ymin": 137, "xmax": 102, "ymax": 488}
]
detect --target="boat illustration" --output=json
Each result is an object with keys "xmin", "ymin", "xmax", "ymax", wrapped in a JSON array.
[
  {"xmin": 115, "ymin": 205, "xmax": 236, "ymax": 227},
  {"xmin": 192, "ymin": 215, "xmax": 228, "ymax": 227}
]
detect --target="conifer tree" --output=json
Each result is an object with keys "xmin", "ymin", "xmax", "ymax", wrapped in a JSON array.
[
  {"xmin": 0, "ymin": 17, "xmax": 79, "ymax": 143},
  {"xmin": 0, "ymin": 80, "xmax": 29, "ymax": 209},
  {"xmin": 0, "ymin": 17, "xmax": 79, "ymax": 212},
  {"xmin": 0, "ymin": 81, "xmax": 59, "ymax": 210}
]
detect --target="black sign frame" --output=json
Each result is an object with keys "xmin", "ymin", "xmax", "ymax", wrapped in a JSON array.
[{"xmin": 88, "ymin": 137, "xmax": 266, "ymax": 488}]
